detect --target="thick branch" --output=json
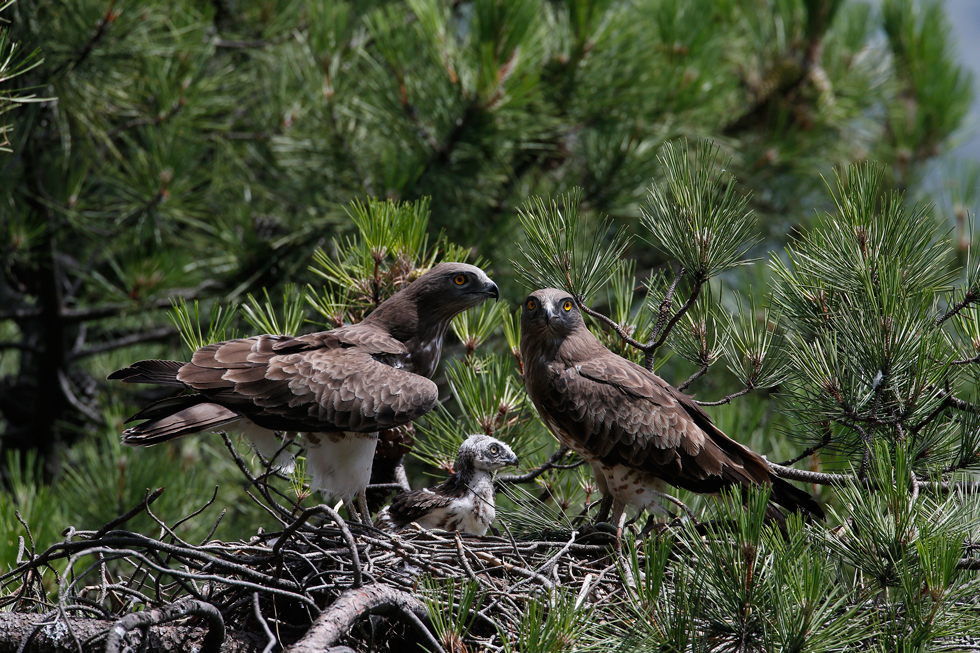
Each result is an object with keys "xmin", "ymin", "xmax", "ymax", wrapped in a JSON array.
[
  {"xmin": 0, "ymin": 612, "xmax": 260, "ymax": 653},
  {"xmin": 105, "ymin": 600, "xmax": 225, "ymax": 653},
  {"xmin": 285, "ymin": 584, "xmax": 442, "ymax": 653}
]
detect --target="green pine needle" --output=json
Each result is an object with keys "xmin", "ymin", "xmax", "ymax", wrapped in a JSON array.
[
  {"xmin": 168, "ymin": 297, "xmax": 238, "ymax": 353},
  {"xmin": 642, "ymin": 139, "xmax": 759, "ymax": 281},
  {"xmin": 514, "ymin": 188, "xmax": 631, "ymax": 302}
]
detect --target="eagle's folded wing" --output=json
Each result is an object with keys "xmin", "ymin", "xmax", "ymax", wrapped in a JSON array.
[
  {"xmin": 562, "ymin": 357, "xmax": 769, "ymax": 486},
  {"xmin": 388, "ymin": 488, "xmax": 455, "ymax": 527},
  {"xmin": 171, "ymin": 335, "xmax": 438, "ymax": 433}
]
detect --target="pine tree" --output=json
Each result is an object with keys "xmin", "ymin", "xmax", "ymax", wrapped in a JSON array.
[
  {"xmin": 1, "ymin": 0, "xmax": 974, "ymax": 463},
  {"xmin": 2, "ymin": 0, "xmax": 980, "ymax": 650}
]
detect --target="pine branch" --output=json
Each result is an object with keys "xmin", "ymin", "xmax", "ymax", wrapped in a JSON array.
[
  {"xmin": 497, "ymin": 447, "xmax": 583, "ymax": 484},
  {"xmin": 0, "ymin": 291, "xmax": 210, "ymax": 323},
  {"xmin": 768, "ymin": 460, "xmax": 980, "ymax": 493},
  {"xmin": 778, "ymin": 429, "xmax": 832, "ymax": 466},
  {"xmin": 650, "ymin": 266, "xmax": 686, "ymax": 341},
  {"xmin": 909, "ymin": 399, "xmax": 951, "ymax": 435},
  {"xmin": 936, "ymin": 290, "xmax": 980, "ymax": 326},
  {"xmin": 52, "ymin": 0, "xmax": 117, "ymax": 75},
  {"xmin": 950, "ymin": 353, "xmax": 980, "ymax": 366},
  {"xmin": 676, "ymin": 361, "xmax": 710, "ymax": 392},
  {"xmin": 648, "ymin": 274, "xmax": 703, "ymax": 354},
  {"xmin": 418, "ymin": 100, "xmax": 480, "ymax": 178},
  {"xmin": 576, "ymin": 303, "xmax": 647, "ymax": 350},
  {"xmin": 107, "ymin": 97, "xmax": 185, "ymax": 136},
  {"xmin": 578, "ymin": 266, "xmax": 704, "ymax": 373},
  {"xmin": 695, "ymin": 386, "xmax": 753, "ymax": 407},
  {"xmin": 947, "ymin": 394, "xmax": 980, "ymax": 414}
]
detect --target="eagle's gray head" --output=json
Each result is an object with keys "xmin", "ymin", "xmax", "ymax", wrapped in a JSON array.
[
  {"xmin": 456, "ymin": 434, "xmax": 518, "ymax": 473},
  {"xmin": 519, "ymin": 288, "xmax": 584, "ymax": 348},
  {"xmin": 410, "ymin": 262, "xmax": 499, "ymax": 316}
]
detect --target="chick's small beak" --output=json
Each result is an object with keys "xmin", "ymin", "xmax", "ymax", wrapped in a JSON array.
[{"xmin": 508, "ymin": 453, "xmax": 519, "ymax": 467}]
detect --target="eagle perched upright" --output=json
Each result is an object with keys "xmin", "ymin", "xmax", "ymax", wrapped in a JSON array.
[
  {"xmin": 109, "ymin": 263, "xmax": 498, "ymax": 522},
  {"xmin": 385, "ymin": 434, "xmax": 518, "ymax": 535},
  {"xmin": 519, "ymin": 288, "xmax": 823, "ymax": 526}
]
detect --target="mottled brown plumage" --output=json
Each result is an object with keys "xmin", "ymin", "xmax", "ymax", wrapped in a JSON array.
[
  {"xmin": 109, "ymin": 263, "xmax": 498, "ymax": 522},
  {"xmin": 386, "ymin": 435, "xmax": 518, "ymax": 535},
  {"xmin": 519, "ymin": 288, "xmax": 823, "ymax": 525}
]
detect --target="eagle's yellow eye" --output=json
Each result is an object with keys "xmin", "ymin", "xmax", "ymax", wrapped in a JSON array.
[
  {"xmin": 490, "ymin": 445, "xmax": 499, "ymax": 455},
  {"xmin": 527, "ymin": 299, "xmax": 536, "ymax": 310},
  {"xmin": 563, "ymin": 300, "xmax": 573, "ymax": 311},
  {"xmin": 454, "ymin": 274, "xmax": 466, "ymax": 285}
]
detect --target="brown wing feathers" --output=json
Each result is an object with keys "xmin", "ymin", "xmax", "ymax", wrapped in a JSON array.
[
  {"xmin": 520, "ymin": 287, "xmax": 824, "ymax": 520},
  {"xmin": 583, "ymin": 355, "xmax": 822, "ymax": 517},
  {"xmin": 110, "ymin": 263, "xmax": 498, "ymax": 450}
]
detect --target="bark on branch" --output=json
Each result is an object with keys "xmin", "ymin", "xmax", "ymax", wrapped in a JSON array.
[
  {"xmin": 768, "ymin": 460, "xmax": 980, "ymax": 493},
  {"xmin": 285, "ymin": 584, "xmax": 443, "ymax": 653},
  {"xmin": 105, "ymin": 600, "xmax": 225, "ymax": 653},
  {"xmin": 0, "ymin": 612, "xmax": 260, "ymax": 653}
]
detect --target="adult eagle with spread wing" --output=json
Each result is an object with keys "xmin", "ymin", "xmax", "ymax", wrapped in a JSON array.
[
  {"xmin": 384, "ymin": 434, "xmax": 518, "ymax": 535},
  {"xmin": 109, "ymin": 263, "xmax": 498, "ymax": 523},
  {"xmin": 519, "ymin": 288, "xmax": 823, "ymax": 526}
]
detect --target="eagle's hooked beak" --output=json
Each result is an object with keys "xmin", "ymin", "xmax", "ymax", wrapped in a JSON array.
[
  {"xmin": 485, "ymin": 281, "xmax": 500, "ymax": 302},
  {"xmin": 545, "ymin": 305, "xmax": 560, "ymax": 326}
]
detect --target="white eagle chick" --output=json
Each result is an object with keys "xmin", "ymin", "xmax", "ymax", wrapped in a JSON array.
[{"xmin": 384, "ymin": 435, "xmax": 518, "ymax": 536}]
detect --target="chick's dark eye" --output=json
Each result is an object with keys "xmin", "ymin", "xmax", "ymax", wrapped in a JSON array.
[
  {"xmin": 526, "ymin": 299, "xmax": 536, "ymax": 310},
  {"xmin": 454, "ymin": 275, "xmax": 466, "ymax": 285},
  {"xmin": 563, "ymin": 300, "xmax": 572, "ymax": 311},
  {"xmin": 490, "ymin": 445, "xmax": 499, "ymax": 455}
]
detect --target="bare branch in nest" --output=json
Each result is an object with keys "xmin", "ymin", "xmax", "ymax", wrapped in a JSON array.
[
  {"xmin": 105, "ymin": 600, "xmax": 226, "ymax": 653},
  {"xmin": 0, "ymin": 611, "xmax": 263, "ymax": 653},
  {"xmin": 285, "ymin": 584, "xmax": 442, "ymax": 653}
]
